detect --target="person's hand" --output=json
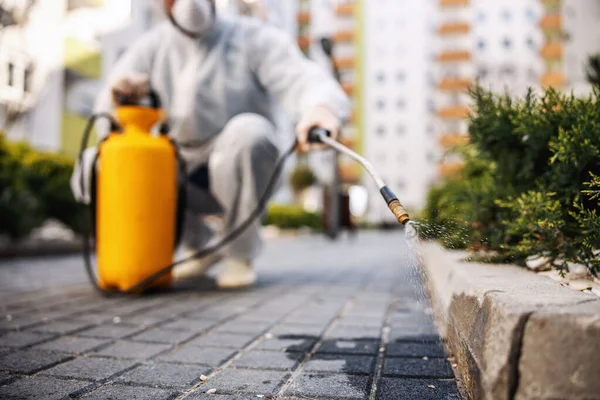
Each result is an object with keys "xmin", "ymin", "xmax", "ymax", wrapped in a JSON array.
[
  {"xmin": 296, "ymin": 105, "xmax": 341, "ymax": 152},
  {"xmin": 111, "ymin": 73, "xmax": 150, "ymax": 106}
]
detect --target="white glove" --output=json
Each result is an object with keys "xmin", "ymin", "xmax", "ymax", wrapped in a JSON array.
[
  {"xmin": 70, "ymin": 147, "xmax": 98, "ymax": 205},
  {"xmin": 110, "ymin": 73, "xmax": 150, "ymax": 106},
  {"xmin": 296, "ymin": 105, "xmax": 341, "ymax": 152}
]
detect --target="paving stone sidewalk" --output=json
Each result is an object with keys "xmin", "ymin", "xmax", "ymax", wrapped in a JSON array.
[{"xmin": 0, "ymin": 232, "xmax": 461, "ymax": 399}]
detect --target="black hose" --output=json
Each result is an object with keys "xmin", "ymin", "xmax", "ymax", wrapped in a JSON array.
[{"xmin": 79, "ymin": 113, "xmax": 298, "ymax": 296}]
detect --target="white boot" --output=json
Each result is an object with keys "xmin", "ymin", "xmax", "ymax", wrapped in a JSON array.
[
  {"xmin": 172, "ymin": 246, "xmax": 223, "ymax": 281},
  {"xmin": 216, "ymin": 258, "xmax": 256, "ymax": 289}
]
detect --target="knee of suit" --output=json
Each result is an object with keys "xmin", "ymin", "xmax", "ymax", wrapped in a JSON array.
[{"xmin": 222, "ymin": 113, "xmax": 280, "ymax": 160}]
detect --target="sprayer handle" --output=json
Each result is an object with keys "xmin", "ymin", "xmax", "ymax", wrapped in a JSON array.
[
  {"xmin": 116, "ymin": 89, "xmax": 162, "ymax": 109},
  {"xmin": 307, "ymin": 127, "xmax": 331, "ymax": 144}
]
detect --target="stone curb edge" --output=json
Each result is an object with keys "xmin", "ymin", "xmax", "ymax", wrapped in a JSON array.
[{"xmin": 419, "ymin": 241, "xmax": 600, "ymax": 400}]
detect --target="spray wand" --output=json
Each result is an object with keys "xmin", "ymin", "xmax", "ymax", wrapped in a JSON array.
[{"xmin": 308, "ymin": 128, "xmax": 410, "ymax": 225}]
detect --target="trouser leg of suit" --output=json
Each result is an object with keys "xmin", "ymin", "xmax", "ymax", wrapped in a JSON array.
[{"xmin": 182, "ymin": 113, "xmax": 280, "ymax": 261}]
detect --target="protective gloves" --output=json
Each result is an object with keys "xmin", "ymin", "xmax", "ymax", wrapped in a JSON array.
[
  {"xmin": 70, "ymin": 74, "xmax": 150, "ymax": 204},
  {"xmin": 296, "ymin": 105, "xmax": 341, "ymax": 152},
  {"xmin": 70, "ymin": 147, "xmax": 98, "ymax": 205}
]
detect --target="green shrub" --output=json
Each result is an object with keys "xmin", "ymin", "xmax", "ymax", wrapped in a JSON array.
[
  {"xmin": 422, "ymin": 87, "xmax": 600, "ymax": 276},
  {"xmin": 263, "ymin": 204, "xmax": 321, "ymax": 230},
  {"xmin": 0, "ymin": 135, "xmax": 44, "ymax": 239},
  {"xmin": 289, "ymin": 164, "xmax": 317, "ymax": 194},
  {"xmin": 0, "ymin": 133, "xmax": 87, "ymax": 239}
]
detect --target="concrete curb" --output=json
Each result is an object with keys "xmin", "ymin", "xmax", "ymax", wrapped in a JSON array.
[{"xmin": 420, "ymin": 242, "xmax": 600, "ymax": 400}]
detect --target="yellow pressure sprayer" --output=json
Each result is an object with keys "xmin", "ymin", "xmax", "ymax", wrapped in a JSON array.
[{"xmin": 79, "ymin": 91, "xmax": 409, "ymax": 296}]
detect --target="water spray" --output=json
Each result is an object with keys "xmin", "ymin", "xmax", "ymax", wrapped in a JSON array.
[{"xmin": 308, "ymin": 128, "xmax": 411, "ymax": 226}]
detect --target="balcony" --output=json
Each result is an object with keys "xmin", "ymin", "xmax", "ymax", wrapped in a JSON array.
[
  {"xmin": 297, "ymin": 11, "xmax": 310, "ymax": 25},
  {"xmin": 335, "ymin": 4, "xmax": 354, "ymax": 16},
  {"xmin": 540, "ymin": 42, "xmax": 563, "ymax": 60},
  {"xmin": 439, "ymin": 162, "xmax": 464, "ymax": 177},
  {"xmin": 539, "ymin": 14, "xmax": 562, "ymax": 31},
  {"xmin": 541, "ymin": 71, "xmax": 566, "ymax": 88},
  {"xmin": 298, "ymin": 36, "xmax": 310, "ymax": 51},
  {"xmin": 437, "ymin": 78, "xmax": 472, "ymax": 92},
  {"xmin": 334, "ymin": 57, "xmax": 355, "ymax": 70},
  {"xmin": 334, "ymin": 31, "xmax": 355, "ymax": 43},
  {"xmin": 439, "ymin": 0, "xmax": 470, "ymax": 8},
  {"xmin": 439, "ymin": 134, "xmax": 469, "ymax": 148},
  {"xmin": 437, "ymin": 22, "xmax": 470, "ymax": 36},
  {"xmin": 339, "ymin": 164, "xmax": 361, "ymax": 184},
  {"xmin": 437, "ymin": 105, "xmax": 470, "ymax": 120},
  {"xmin": 342, "ymin": 83, "xmax": 354, "ymax": 96},
  {"xmin": 437, "ymin": 50, "xmax": 471, "ymax": 63}
]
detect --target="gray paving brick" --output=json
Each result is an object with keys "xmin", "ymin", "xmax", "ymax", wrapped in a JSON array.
[
  {"xmin": 305, "ymin": 354, "xmax": 376, "ymax": 375},
  {"xmin": 202, "ymin": 369, "xmax": 289, "ymax": 395},
  {"xmin": 78, "ymin": 323, "xmax": 145, "ymax": 339},
  {"xmin": 269, "ymin": 324, "xmax": 325, "ymax": 338},
  {"xmin": 34, "ymin": 336, "xmax": 110, "ymax": 354},
  {"xmin": 71, "ymin": 313, "xmax": 115, "ymax": 325},
  {"xmin": 92, "ymin": 340, "xmax": 172, "ymax": 360},
  {"xmin": 116, "ymin": 362, "xmax": 211, "ymax": 389},
  {"xmin": 283, "ymin": 313, "xmax": 334, "ymax": 325},
  {"xmin": 0, "ymin": 331, "xmax": 56, "ymax": 348},
  {"xmin": 188, "ymin": 332, "xmax": 255, "ymax": 348},
  {"xmin": 81, "ymin": 384, "xmax": 177, "ymax": 399},
  {"xmin": 388, "ymin": 328, "xmax": 441, "ymax": 343},
  {"xmin": 29, "ymin": 319, "xmax": 93, "ymax": 335},
  {"xmin": 377, "ymin": 378, "xmax": 461, "ymax": 400},
  {"xmin": 187, "ymin": 395, "xmax": 262, "ymax": 400},
  {"xmin": 0, "ymin": 372, "xmax": 16, "ymax": 386},
  {"xmin": 326, "ymin": 325, "xmax": 382, "ymax": 340},
  {"xmin": 317, "ymin": 339, "xmax": 380, "ymax": 355},
  {"xmin": 159, "ymin": 346, "xmax": 235, "ymax": 365},
  {"xmin": 185, "ymin": 308, "xmax": 236, "ymax": 321},
  {"xmin": 160, "ymin": 318, "xmax": 217, "ymax": 332},
  {"xmin": 285, "ymin": 372, "xmax": 370, "ymax": 399},
  {"xmin": 0, "ymin": 349, "xmax": 72, "ymax": 374},
  {"xmin": 213, "ymin": 320, "xmax": 271, "ymax": 335},
  {"xmin": 0, "ymin": 376, "xmax": 91, "ymax": 400},
  {"xmin": 130, "ymin": 328, "xmax": 196, "ymax": 344},
  {"xmin": 233, "ymin": 349, "xmax": 303, "ymax": 371},
  {"xmin": 43, "ymin": 356, "xmax": 135, "ymax": 381},
  {"xmin": 117, "ymin": 314, "xmax": 170, "ymax": 327},
  {"xmin": 0, "ymin": 315, "xmax": 44, "ymax": 331},
  {"xmin": 386, "ymin": 342, "xmax": 446, "ymax": 358},
  {"xmin": 383, "ymin": 357, "xmax": 454, "ymax": 378},
  {"xmin": 256, "ymin": 337, "xmax": 315, "ymax": 353}
]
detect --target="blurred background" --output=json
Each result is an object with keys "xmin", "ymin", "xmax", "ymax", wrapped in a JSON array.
[{"xmin": 1, "ymin": 0, "xmax": 599, "ymax": 243}]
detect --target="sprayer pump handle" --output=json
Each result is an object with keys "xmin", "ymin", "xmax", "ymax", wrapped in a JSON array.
[
  {"xmin": 116, "ymin": 89, "xmax": 162, "ymax": 109},
  {"xmin": 307, "ymin": 127, "xmax": 331, "ymax": 144}
]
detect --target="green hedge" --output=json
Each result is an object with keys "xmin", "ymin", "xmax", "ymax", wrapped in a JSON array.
[
  {"xmin": 0, "ymin": 133, "xmax": 87, "ymax": 240},
  {"xmin": 263, "ymin": 204, "xmax": 321, "ymax": 230},
  {"xmin": 422, "ymin": 87, "xmax": 600, "ymax": 277}
]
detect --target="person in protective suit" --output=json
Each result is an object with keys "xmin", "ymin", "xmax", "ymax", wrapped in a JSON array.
[{"xmin": 71, "ymin": 0, "xmax": 351, "ymax": 289}]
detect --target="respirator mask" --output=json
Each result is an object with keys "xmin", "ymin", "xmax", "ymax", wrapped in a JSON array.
[{"xmin": 167, "ymin": 0, "xmax": 216, "ymax": 38}]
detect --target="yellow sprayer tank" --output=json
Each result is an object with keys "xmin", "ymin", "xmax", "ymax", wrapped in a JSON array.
[{"xmin": 96, "ymin": 105, "xmax": 177, "ymax": 292}]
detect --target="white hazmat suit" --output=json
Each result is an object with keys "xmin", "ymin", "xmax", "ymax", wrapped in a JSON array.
[{"xmin": 71, "ymin": 0, "xmax": 351, "ymax": 288}]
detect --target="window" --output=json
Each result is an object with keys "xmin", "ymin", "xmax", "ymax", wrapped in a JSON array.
[
  {"xmin": 503, "ymin": 37, "xmax": 512, "ymax": 50},
  {"xmin": 525, "ymin": 8, "xmax": 537, "ymax": 22},
  {"xmin": 526, "ymin": 37, "xmax": 536, "ymax": 51},
  {"xmin": 502, "ymin": 10, "xmax": 512, "ymax": 22},
  {"xmin": 376, "ymin": 126, "xmax": 387, "ymax": 136},
  {"xmin": 527, "ymin": 68, "xmax": 538, "ymax": 82},
  {"xmin": 500, "ymin": 65, "xmax": 516, "ymax": 79},
  {"xmin": 477, "ymin": 39, "xmax": 486, "ymax": 51},
  {"xmin": 397, "ymin": 180, "xmax": 406, "ymax": 190},
  {"xmin": 477, "ymin": 67, "xmax": 489, "ymax": 80},
  {"xmin": 477, "ymin": 11, "xmax": 486, "ymax": 22},
  {"xmin": 376, "ymin": 99, "xmax": 386, "ymax": 111},
  {"xmin": 397, "ymin": 71, "xmax": 406, "ymax": 82},
  {"xmin": 397, "ymin": 125, "xmax": 406, "ymax": 136},
  {"xmin": 397, "ymin": 99, "xmax": 406, "ymax": 110}
]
